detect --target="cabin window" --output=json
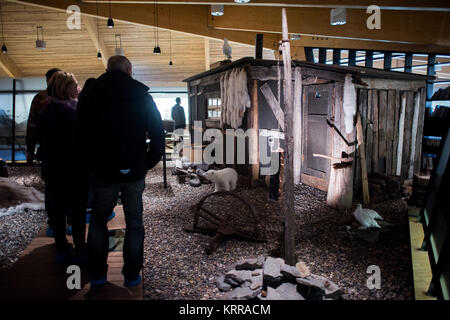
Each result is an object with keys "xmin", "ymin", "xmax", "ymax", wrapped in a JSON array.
[{"xmin": 207, "ymin": 97, "xmax": 221, "ymax": 120}]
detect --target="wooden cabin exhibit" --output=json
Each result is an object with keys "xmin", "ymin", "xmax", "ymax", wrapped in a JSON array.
[{"xmin": 184, "ymin": 57, "xmax": 431, "ymax": 208}]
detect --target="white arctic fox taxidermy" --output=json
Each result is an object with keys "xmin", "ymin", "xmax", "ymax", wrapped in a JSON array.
[{"xmin": 204, "ymin": 168, "xmax": 238, "ymax": 192}]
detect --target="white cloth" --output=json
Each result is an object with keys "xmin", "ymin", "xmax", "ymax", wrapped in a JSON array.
[{"xmin": 219, "ymin": 68, "xmax": 251, "ymax": 129}]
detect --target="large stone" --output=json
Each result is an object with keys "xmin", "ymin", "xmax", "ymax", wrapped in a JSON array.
[
  {"xmin": 309, "ymin": 274, "xmax": 343, "ymax": 299},
  {"xmin": 216, "ymin": 275, "xmax": 232, "ymax": 292},
  {"xmin": 263, "ymin": 257, "xmax": 285, "ymax": 288},
  {"xmin": 251, "ymin": 269, "xmax": 262, "ymax": 276},
  {"xmin": 249, "ymin": 274, "xmax": 263, "ymax": 290},
  {"xmin": 226, "ymin": 270, "xmax": 253, "ymax": 283},
  {"xmin": 295, "ymin": 261, "xmax": 311, "ymax": 278},
  {"xmin": 223, "ymin": 276, "xmax": 241, "ymax": 288},
  {"xmin": 235, "ymin": 257, "xmax": 264, "ymax": 271},
  {"xmin": 229, "ymin": 286, "xmax": 261, "ymax": 300},
  {"xmin": 276, "ymin": 283, "xmax": 305, "ymax": 300},
  {"xmin": 266, "ymin": 287, "xmax": 284, "ymax": 300},
  {"xmin": 280, "ymin": 264, "xmax": 302, "ymax": 283},
  {"xmin": 225, "ymin": 270, "xmax": 252, "ymax": 285},
  {"xmin": 296, "ymin": 277, "xmax": 326, "ymax": 300}
]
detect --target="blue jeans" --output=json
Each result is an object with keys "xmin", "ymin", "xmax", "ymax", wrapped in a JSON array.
[{"xmin": 87, "ymin": 177, "xmax": 145, "ymax": 281}]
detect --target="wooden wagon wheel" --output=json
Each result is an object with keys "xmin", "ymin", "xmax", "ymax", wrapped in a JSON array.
[{"xmin": 185, "ymin": 191, "xmax": 264, "ymax": 254}]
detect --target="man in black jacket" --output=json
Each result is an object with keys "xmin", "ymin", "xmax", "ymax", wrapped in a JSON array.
[{"xmin": 77, "ymin": 55, "xmax": 165, "ymax": 287}]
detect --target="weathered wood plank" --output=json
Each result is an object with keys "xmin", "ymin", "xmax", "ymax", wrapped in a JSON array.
[
  {"xmin": 378, "ymin": 90, "xmax": 387, "ymax": 173},
  {"xmin": 371, "ymin": 89, "xmax": 379, "ymax": 173},
  {"xmin": 281, "ymin": 8, "xmax": 296, "ymax": 266},
  {"xmin": 365, "ymin": 90, "xmax": 373, "ymax": 174},
  {"xmin": 401, "ymin": 91, "xmax": 415, "ymax": 181},
  {"xmin": 409, "ymin": 90, "xmax": 421, "ymax": 179},
  {"xmin": 356, "ymin": 113, "xmax": 370, "ymax": 204},
  {"xmin": 293, "ymin": 67, "xmax": 302, "ymax": 184},
  {"xmin": 260, "ymin": 82, "xmax": 285, "ymax": 131},
  {"xmin": 249, "ymin": 79, "xmax": 259, "ymax": 185},
  {"xmin": 414, "ymin": 88, "xmax": 426, "ymax": 174},
  {"xmin": 392, "ymin": 90, "xmax": 401, "ymax": 176},
  {"xmin": 396, "ymin": 92, "xmax": 407, "ymax": 176},
  {"xmin": 354, "ymin": 89, "xmax": 367, "ymax": 193},
  {"xmin": 386, "ymin": 90, "xmax": 396, "ymax": 175}
]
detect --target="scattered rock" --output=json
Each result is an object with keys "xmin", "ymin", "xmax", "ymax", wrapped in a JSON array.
[
  {"xmin": 276, "ymin": 283, "xmax": 305, "ymax": 300},
  {"xmin": 235, "ymin": 256, "xmax": 265, "ymax": 270},
  {"xmin": 251, "ymin": 269, "xmax": 262, "ymax": 276},
  {"xmin": 309, "ymin": 274, "xmax": 343, "ymax": 299},
  {"xmin": 249, "ymin": 274, "xmax": 263, "ymax": 290},
  {"xmin": 266, "ymin": 287, "xmax": 284, "ymax": 300},
  {"xmin": 263, "ymin": 257, "xmax": 285, "ymax": 288},
  {"xmin": 280, "ymin": 264, "xmax": 302, "ymax": 283},
  {"xmin": 296, "ymin": 276, "xmax": 326, "ymax": 300},
  {"xmin": 226, "ymin": 270, "xmax": 252, "ymax": 283},
  {"xmin": 216, "ymin": 275, "xmax": 232, "ymax": 292},
  {"xmin": 295, "ymin": 261, "xmax": 311, "ymax": 278},
  {"xmin": 229, "ymin": 286, "xmax": 261, "ymax": 300}
]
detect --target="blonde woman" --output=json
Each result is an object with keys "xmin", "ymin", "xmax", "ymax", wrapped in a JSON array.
[{"xmin": 36, "ymin": 71, "xmax": 82, "ymax": 264}]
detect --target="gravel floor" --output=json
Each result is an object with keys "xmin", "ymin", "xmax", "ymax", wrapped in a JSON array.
[
  {"xmin": 2, "ymin": 166, "xmax": 413, "ymax": 299},
  {"xmin": 142, "ymin": 166, "xmax": 413, "ymax": 300},
  {"xmin": 0, "ymin": 166, "xmax": 46, "ymax": 269}
]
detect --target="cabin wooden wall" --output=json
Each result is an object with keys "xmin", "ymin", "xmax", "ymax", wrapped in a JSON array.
[{"xmin": 354, "ymin": 87, "xmax": 426, "ymax": 195}]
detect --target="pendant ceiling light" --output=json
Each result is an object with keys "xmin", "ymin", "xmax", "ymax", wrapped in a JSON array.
[
  {"xmin": 211, "ymin": 5, "xmax": 224, "ymax": 16},
  {"xmin": 0, "ymin": 0, "xmax": 7, "ymax": 53},
  {"xmin": 234, "ymin": 0, "xmax": 251, "ymax": 3},
  {"xmin": 95, "ymin": 0, "xmax": 102, "ymax": 59},
  {"xmin": 36, "ymin": 26, "xmax": 46, "ymax": 50},
  {"xmin": 107, "ymin": 0, "xmax": 114, "ymax": 28},
  {"xmin": 153, "ymin": 1, "xmax": 161, "ymax": 55},
  {"xmin": 169, "ymin": 7, "xmax": 173, "ymax": 66}
]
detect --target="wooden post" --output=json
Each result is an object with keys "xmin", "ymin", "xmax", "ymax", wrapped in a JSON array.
[
  {"xmin": 356, "ymin": 112, "xmax": 370, "ymax": 204},
  {"xmin": 255, "ymin": 34, "xmax": 264, "ymax": 60},
  {"xmin": 281, "ymin": 8, "xmax": 296, "ymax": 266},
  {"xmin": 249, "ymin": 79, "xmax": 259, "ymax": 186},
  {"xmin": 293, "ymin": 67, "xmax": 302, "ymax": 184}
]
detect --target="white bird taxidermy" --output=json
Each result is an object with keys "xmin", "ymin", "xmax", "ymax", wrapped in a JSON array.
[
  {"xmin": 343, "ymin": 73, "xmax": 356, "ymax": 134},
  {"xmin": 223, "ymin": 38, "xmax": 232, "ymax": 60},
  {"xmin": 353, "ymin": 204, "xmax": 384, "ymax": 229}
]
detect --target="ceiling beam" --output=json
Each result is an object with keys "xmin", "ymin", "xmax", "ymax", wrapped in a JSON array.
[
  {"xmin": 12, "ymin": 0, "xmax": 450, "ymax": 56},
  {"xmin": 0, "ymin": 54, "xmax": 23, "ymax": 78},
  {"xmin": 208, "ymin": 6, "xmax": 450, "ymax": 47},
  {"xmin": 84, "ymin": 15, "xmax": 110, "ymax": 68},
  {"xmin": 83, "ymin": 1, "xmax": 450, "ymax": 12},
  {"xmin": 13, "ymin": 0, "xmax": 280, "ymax": 53}
]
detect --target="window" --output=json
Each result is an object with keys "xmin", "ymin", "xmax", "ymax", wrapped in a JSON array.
[{"xmin": 207, "ymin": 97, "xmax": 221, "ymax": 120}]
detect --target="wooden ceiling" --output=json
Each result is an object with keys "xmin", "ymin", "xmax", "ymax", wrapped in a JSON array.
[{"xmin": 0, "ymin": 1, "xmax": 274, "ymax": 87}]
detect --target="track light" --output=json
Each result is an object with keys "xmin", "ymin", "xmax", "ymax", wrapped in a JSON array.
[
  {"xmin": 97, "ymin": 51, "xmax": 102, "ymax": 59},
  {"xmin": 107, "ymin": 17, "xmax": 114, "ymax": 29},
  {"xmin": 153, "ymin": 46, "xmax": 161, "ymax": 55},
  {"xmin": 1, "ymin": 44, "xmax": 6, "ymax": 53},
  {"xmin": 330, "ymin": 7, "xmax": 346, "ymax": 25},
  {"xmin": 211, "ymin": 5, "xmax": 224, "ymax": 16}
]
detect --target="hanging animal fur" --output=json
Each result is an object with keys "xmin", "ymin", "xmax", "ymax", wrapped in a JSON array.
[{"xmin": 343, "ymin": 74, "xmax": 356, "ymax": 134}]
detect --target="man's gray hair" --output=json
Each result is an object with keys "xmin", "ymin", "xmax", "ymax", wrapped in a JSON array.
[{"xmin": 107, "ymin": 55, "xmax": 132, "ymax": 73}]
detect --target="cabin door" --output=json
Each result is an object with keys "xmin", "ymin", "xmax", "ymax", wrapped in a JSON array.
[{"xmin": 301, "ymin": 83, "xmax": 333, "ymax": 191}]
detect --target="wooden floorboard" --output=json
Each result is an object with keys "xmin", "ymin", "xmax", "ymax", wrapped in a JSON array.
[
  {"xmin": 0, "ymin": 205, "xmax": 142, "ymax": 300},
  {"xmin": 409, "ymin": 216, "xmax": 436, "ymax": 300}
]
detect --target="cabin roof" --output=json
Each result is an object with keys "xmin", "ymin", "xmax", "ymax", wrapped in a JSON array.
[{"xmin": 183, "ymin": 57, "xmax": 433, "ymax": 83}]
